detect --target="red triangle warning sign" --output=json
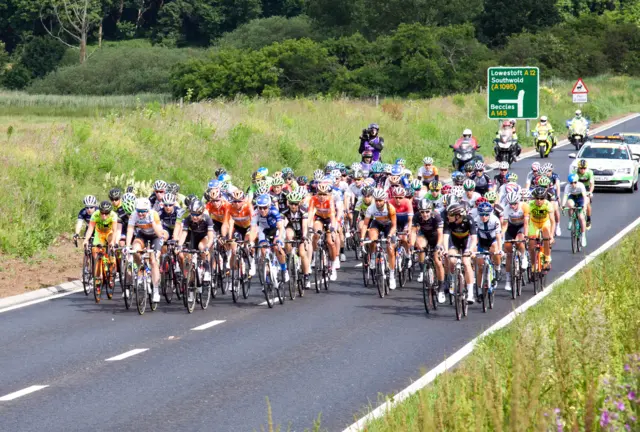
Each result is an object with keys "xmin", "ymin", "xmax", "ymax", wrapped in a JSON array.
[{"xmin": 572, "ymin": 78, "xmax": 589, "ymax": 94}]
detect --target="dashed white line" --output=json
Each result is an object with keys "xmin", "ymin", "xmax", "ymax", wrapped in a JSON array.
[
  {"xmin": 191, "ymin": 320, "xmax": 226, "ymax": 331},
  {"xmin": 355, "ymin": 263, "xmax": 363, "ymax": 268},
  {"xmin": 105, "ymin": 348, "xmax": 149, "ymax": 362},
  {"xmin": 0, "ymin": 385, "xmax": 49, "ymax": 401}
]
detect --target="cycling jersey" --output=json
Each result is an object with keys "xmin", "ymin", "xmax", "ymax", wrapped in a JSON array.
[
  {"xmin": 128, "ymin": 210, "xmax": 161, "ymax": 236},
  {"xmin": 270, "ymin": 192, "xmax": 288, "ymax": 213},
  {"xmin": 527, "ymin": 200, "xmax": 551, "ymax": 224},
  {"xmin": 575, "ymin": 169, "xmax": 594, "ymax": 189},
  {"xmin": 354, "ymin": 196, "xmax": 372, "ymax": 214},
  {"xmin": 474, "ymin": 213, "xmax": 501, "ymax": 241},
  {"xmin": 498, "ymin": 182, "xmax": 521, "ymax": 205},
  {"xmin": 348, "ymin": 183, "xmax": 363, "ymax": 200},
  {"xmin": 252, "ymin": 206, "xmax": 283, "ymax": 230},
  {"xmin": 206, "ymin": 201, "xmax": 230, "ymax": 224},
  {"xmin": 426, "ymin": 192, "xmax": 444, "ymax": 211},
  {"xmin": 365, "ymin": 202, "xmax": 396, "ymax": 226},
  {"xmin": 229, "ymin": 202, "xmax": 253, "ymax": 228},
  {"xmin": 564, "ymin": 181, "xmax": 587, "ymax": 197},
  {"xmin": 417, "ymin": 166, "xmax": 439, "ymax": 183},
  {"xmin": 493, "ymin": 174, "xmax": 507, "ymax": 188},
  {"xmin": 158, "ymin": 206, "xmax": 185, "ymax": 232},
  {"xmin": 472, "ymin": 173, "xmax": 492, "ymax": 195},
  {"xmin": 282, "ymin": 208, "xmax": 308, "ymax": 234},
  {"xmin": 309, "ymin": 196, "xmax": 335, "ymax": 220},
  {"xmin": 181, "ymin": 213, "xmax": 214, "ymax": 234},
  {"xmin": 444, "ymin": 216, "xmax": 477, "ymax": 249},
  {"xmin": 504, "ymin": 202, "xmax": 528, "ymax": 226},
  {"xmin": 90, "ymin": 211, "xmax": 119, "ymax": 234},
  {"xmin": 77, "ymin": 208, "xmax": 93, "ymax": 225},
  {"xmin": 461, "ymin": 192, "xmax": 481, "ymax": 211},
  {"xmin": 391, "ymin": 198, "xmax": 413, "ymax": 230},
  {"xmin": 412, "ymin": 212, "xmax": 443, "ymax": 237}
]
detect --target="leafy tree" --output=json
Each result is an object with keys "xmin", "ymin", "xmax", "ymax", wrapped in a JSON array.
[
  {"xmin": 322, "ymin": 32, "xmax": 372, "ymax": 69},
  {"xmin": 217, "ymin": 15, "xmax": 319, "ymax": 50},
  {"xmin": 20, "ymin": 36, "xmax": 66, "ymax": 78},
  {"xmin": 2, "ymin": 63, "xmax": 32, "ymax": 89},
  {"xmin": 306, "ymin": 0, "xmax": 364, "ymax": 35},
  {"xmin": 261, "ymin": 0, "xmax": 306, "ymax": 17}
]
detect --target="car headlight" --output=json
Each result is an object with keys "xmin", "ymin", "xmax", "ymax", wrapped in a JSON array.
[{"xmin": 616, "ymin": 167, "xmax": 632, "ymax": 174}]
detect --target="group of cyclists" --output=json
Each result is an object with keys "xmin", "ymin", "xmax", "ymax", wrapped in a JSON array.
[{"xmin": 73, "ymin": 119, "xmax": 596, "ymax": 313}]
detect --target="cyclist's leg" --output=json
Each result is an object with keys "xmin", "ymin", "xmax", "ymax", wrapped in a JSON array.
[
  {"xmin": 416, "ymin": 234, "xmax": 426, "ymax": 268},
  {"xmin": 312, "ymin": 219, "xmax": 323, "ymax": 250},
  {"xmin": 367, "ymin": 226, "xmax": 379, "ymax": 256},
  {"xmin": 541, "ymin": 221, "xmax": 552, "ymax": 262},
  {"xmin": 149, "ymin": 236, "xmax": 163, "ymax": 287}
]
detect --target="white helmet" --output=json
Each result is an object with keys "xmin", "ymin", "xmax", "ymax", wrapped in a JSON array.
[
  {"xmin": 423, "ymin": 157, "xmax": 434, "ymax": 165},
  {"xmin": 135, "ymin": 197, "xmax": 151, "ymax": 211},
  {"xmin": 506, "ymin": 191, "xmax": 520, "ymax": 204},
  {"xmin": 153, "ymin": 180, "xmax": 167, "ymax": 191},
  {"xmin": 372, "ymin": 188, "xmax": 387, "ymax": 200},
  {"xmin": 462, "ymin": 128, "xmax": 472, "ymax": 136},
  {"xmin": 498, "ymin": 161, "xmax": 509, "ymax": 170},
  {"xmin": 83, "ymin": 195, "xmax": 98, "ymax": 207},
  {"xmin": 575, "ymin": 109, "xmax": 582, "ymax": 117},
  {"xmin": 540, "ymin": 116, "xmax": 548, "ymax": 122}
]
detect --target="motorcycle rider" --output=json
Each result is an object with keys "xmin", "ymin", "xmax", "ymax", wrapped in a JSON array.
[
  {"xmin": 494, "ymin": 120, "xmax": 521, "ymax": 160},
  {"xmin": 359, "ymin": 123, "xmax": 384, "ymax": 162},
  {"xmin": 567, "ymin": 109, "xmax": 590, "ymax": 142},
  {"xmin": 453, "ymin": 128, "xmax": 479, "ymax": 151},
  {"xmin": 534, "ymin": 116, "xmax": 557, "ymax": 148}
]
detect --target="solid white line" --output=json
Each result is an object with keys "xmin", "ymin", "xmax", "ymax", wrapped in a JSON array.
[
  {"xmin": 0, "ymin": 287, "xmax": 84, "ymax": 315},
  {"xmin": 355, "ymin": 263, "xmax": 363, "ymax": 268},
  {"xmin": 191, "ymin": 320, "xmax": 226, "ymax": 331},
  {"xmin": 343, "ymin": 213, "xmax": 640, "ymax": 432},
  {"xmin": 0, "ymin": 385, "xmax": 49, "ymax": 401},
  {"xmin": 105, "ymin": 348, "xmax": 149, "ymax": 362}
]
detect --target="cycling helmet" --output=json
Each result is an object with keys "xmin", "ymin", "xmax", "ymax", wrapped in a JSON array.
[
  {"xmin": 256, "ymin": 185, "xmax": 270, "ymax": 196},
  {"xmin": 353, "ymin": 170, "xmax": 364, "ymax": 180},
  {"xmin": 391, "ymin": 186, "xmax": 405, "ymax": 197},
  {"xmin": 317, "ymin": 182, "xmax": 332, "ymax": 194},
  {"xmin": 540, "ymin": 116, "xmax": 548, "ymax": 123},
  {"xmin": 167, "ymin": 183, "xmax": 180, "ymax": 194},
  {"xmin": 474, "ymin": 161, "xmax": 485, "ymax": 171},
  {"xmin": 331, "ymin": 169, "xmax": 342, "ymax": 179},
  {"xmin": 272, "ymin": 171, "xmax": 283, "ymax": 179},
  {"xmin": 506, "ymin": 191, "xmax": 520, "ymax": 204},
  {"xmin": 477, "ymin": 202, "xmax": 493, "ymax": 215},
  {"xmin": 218, "ymin": 173, "xmax": 231, "ymax": 183},
  {"xmin": 313, "ymin": 169, "xmax": 324, "ymax": 181},
  {"xmin": 135, "ymin": 197, "xmax": 151, "ymax": 211},
  {"xmin": 271, "ymin": 177, "xmax": 285, "ymax": 187},
  {"xmin": 441, "ymin": 184, "xmax": 452, "ymax": 195},
  {"xmin": 368, "ymin": 123, "xmax": 379, "ymax": 131},
  {"xmin": 463, "ymin": 179, "xmax": 476, "ymax": 191},
  {"xmin": 395, "ymin": 158, "xmax": 406, "ymax": 166},
  {"xmin": 371, "ymin": 162, "xmax": 383, "ymax": 173},
  {"xmin": 538, "ymin": 166, "xmax": 549, "ymax": 176},
  {"xmin": 444, "ymin": 194, "xmax": 456, "ymax": 207},
  {"xmin": 287, "ymin": 190, "xmax": 303, "ymax": 204},
  {"xmin": 255, "ymin": 195, "xmax": 271, "ymax": 207},
  {"xmin": 429, "ymin": 180, "xmax": 442, "ymax": 191},
  {"xmin": 153, "ymin": 180, "xmax": 167, "ymax": 191},
  {"xmin": 109, "ymin": 188, "xmax": 122, "ymax": 200},
  {"xmin": 531, "ymin": 162, "xmax": 540, "ymax": 171},
  {"xmin": 521, "ymin": 189, "xmax": 532, "ymax": 200},
  {"xmin": 391, "ymin": 165, "xmax": 403, "ymax": 176},
  {"xmin": 283, "ymin": 171, "xmax": 295, "ymax": 180},
  {"xmin": 577, "ymin": 159, "xmax": 588, "ymax": 169},
  {"xmin": 257, "ymin": 167, "xmax": 268, "ymax": 177},
  {"xmin": 362, "ymin": 150, "xmax": 373, "ymax": 158},
  {"xmin": 189, "ymin": 199, "xmax": 205, "ymax": 214},
  {"xmin": 297, "ymin": 176, "xmax": 308, "ymax": 186},
  {"xmin": 121, "ymin": 197, "xmax": 136, "ymax": 215},
  {"xmin": 83, "ymin": 195, "xmax": 98, "ymax": 207},
  {"xmin": 372, "ymin": 188, "xmax": 386, "ymax": 200},
  {"xmin": 383, "ymin": 164, "xmax": 393, "ymax": 174},
  {"xmin": 502, "ymin": 120, "xmax": 511, "ymax": 127},
  {"xmin": 282, "ymin": 167, "xmax": 293, "ymax": 175},
  {"xmin": 498, "ymin": 161, "xmax": 509, "ymax": 170},
  {"xmin": 230, "ymin": 190, "xmax": 245, "ymax": 202},
  {"xmin": 542, "ymin": 163, "xmax": 553, "ymax": 172},
  {"xmin": 184, "ymin": 194, "xmax": 197, "ymax": 208},
  {"xmin": 418, "ymin": 199, "xmax": 433, "ymax": 211},
  {"xmin": 411, "ymin": 179, "xmax": 422, "ymax": 191},
  {"xmin": 464, "ymin": 162, "xmax": 474, "ymax": 173},
  {"xmin": 163, "ymin": 193, "xmax": 177, "ymax": 205},
  {"xmin": 532, "ymin": 187, "xmax": 547, "ymax": 199},
  {"xmin": 537, "ymin": 176, "xmax": 551, "ymax": 187},
  {"xmin": 568, "ymin": 173, "xmax": 579, "ymax": 183},
  {"xmin": 389, "ymin": 175, "xmax": 401, "ymax": 185},
  {"xmin": 362, "ymin": 186, "xmax": 374, "ymax": 197},
  {"xmin": 214, "ymin": 168, "xmax": 227, "ymax": 178},
  {"xmin": 208, "ymin": 179, "xmax": 221, "ymax": 189},
  {"xmin": 447, "ymin": 202, "xmax": 465, "ymax": 216},
  {"xmin": 475, "ymin": 196, "xmax": 488, "ymax": 206},
  {"xmin": 423, "ymin": 157, "xmax": 434, "ymax": 165},
  {"xmin": 207, "ymin": 188, "xmax": 221, "ymax": 201},
  {"xmin": 485, "ymin": 191, "xmax": 498, "ymax": 203},
  {"xmin": 405, "ymin": 187, "xmax": 414, "ymax": 198},
  {"xmin": 575, "ymin": 109, "xmax": 582, "ymax": 117},
  {"xmin": 351, "ymin": 162, "xmax": 362, "ymax": 171},
  {"xmin": 122, "ymin": 192, "xmax": 136, "ymax": 204},
  {"xmin": 462, "ymin": 128, "xmax": 472, "ymax": 137},
  {"xmin": 451, "ymin": 186, "xmax": 465, "ymax": 199},
  {"xmin": 506, "ymin": 172, "xmax": 518, "ymax": 182},
  {"xmin": 364, "ymin": 178, "xmax": 376, "ymax": 187},
  {"xmin": 99, "ymin": 200, "xmax": 112, "ymax": 214},
  {"xmin": 252, "ymin": 171, "xmax": 262, "ymax": 182}
]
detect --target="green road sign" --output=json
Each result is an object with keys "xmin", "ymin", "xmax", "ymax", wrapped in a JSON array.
[{"xmin": 487, "ymin": 67, "xmax": 539, "ymax": 120}]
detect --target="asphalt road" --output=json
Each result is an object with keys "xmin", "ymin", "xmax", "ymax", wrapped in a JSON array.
[{"xmin": 1, "ymin": 115, "xmax": 640, "ymax": 432}]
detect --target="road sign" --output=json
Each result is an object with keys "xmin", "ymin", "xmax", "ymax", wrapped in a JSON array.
[
  {"xmin": 573, "ymin": 93, "xmax": 588, "ymax": 103},
  {"xmin": 487, "ymin": 67, "xmax": 539, "ymax": 120},
  {"xmin": 572, "ymin": 78, "xmax": 588, "ymax": 94}
]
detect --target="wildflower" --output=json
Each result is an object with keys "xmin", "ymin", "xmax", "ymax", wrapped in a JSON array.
[
  {"xmin": 616, "ymin": 401, "xmax": 625, "ymax": 411},
  {"xmin": 624, "ymin": 364, "xmax": 630, "ymax": 372},
  {"xmin": 600, "ymin": 410, "xmax": 611, "ymax": 427},
  {"xmin": 629, "ymin": 391, "xmax": 636, "ymax": 401}
]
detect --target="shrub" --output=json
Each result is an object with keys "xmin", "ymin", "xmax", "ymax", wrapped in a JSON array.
[
  {"xmin": 216, "ymin": 15, "xmax": 320, "ymax": 50},
  {"xmin": 2, "ymin": 64, "xmax": 31, "ymax": 90},
  {"xmin": 20, "ymin": 37, "xmax": 67, "ymax": 79}
]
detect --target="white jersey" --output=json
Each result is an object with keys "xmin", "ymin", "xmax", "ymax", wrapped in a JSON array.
[
  {"xmin": 503, "ymin": 202, "xmax": 527, "ymax": 226},
  {"xmin": 564, "ymin": 181, "xmax": 587, "ymax": 197},
  {"xmin": 473, "ymin": 213, "xmax": 501, "ymax": 240},
  {"xmin": 498, "ymin": 182, "xmax": 521, "ymax": 206},
  {"xmin": 461, "ymin": 192, "xmax": 481, "ymax": 211}
]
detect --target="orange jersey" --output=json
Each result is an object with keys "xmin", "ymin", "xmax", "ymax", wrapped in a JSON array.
[
  {"xmin": 309, "ymin": 195, "xmax": 335, "ymax": 219},
  {"xmin": 206, "ymin": 201, "xmax": 230, "ymax": 224},
  {"xmin": 229, "ymin": 202, "xmax": 253, "ymax": 228}
]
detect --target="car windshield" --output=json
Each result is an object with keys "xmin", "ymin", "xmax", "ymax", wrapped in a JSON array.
[
  {"xmin": 580, "ymin": 146, "xmax": 629, "ymax": 160},
  {"xmin": 624, "ymin": 136, "xmax": 640, "ymax": 145}
]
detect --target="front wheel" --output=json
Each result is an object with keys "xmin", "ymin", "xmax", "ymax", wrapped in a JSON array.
[
  {"xmin": 185, "ymin": 264, "xmax": 197, "ymax": 313},
  {"xmin": 135, "ymin": 272, "xmax": 147, "ymax": 315}
]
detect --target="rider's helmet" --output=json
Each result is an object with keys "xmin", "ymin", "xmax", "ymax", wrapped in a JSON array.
[
  {"xmin": 255, "ymin": 195, "xmax": 271, "ymax": 207},
  {"xmin": 167, "ymin": 183, "xmax": 180, "ymax": 194},
  {"xmin": 577, "ymin": 159, "xmax": 588, "ymax": 169},
  {"xmin": 361, "ymin": 186, "xmax": 374, "ymax": 197},
  {"xmin": 411, "ymin": 179, "xmax": 422, "ymax": 191},
  {"xmin": 388, "ymin": 175, "xmax": 401, "ymax": 185},
  {"xmin": 474, "ymin": 161, "xmax": 485, "ymax": 171},
  {"xmin": 372, "ymin": 188, "xmax": 386, "ymax": 200},
  {"xmin": 362, "ymin": 150, "xmax": 373, "ymax": 159},
  {"xmin": 153, "ymin": 180, "xmax": 167, "ymax": 192},
  {"xmin": 121, "ymin": 194, "xmax": 136, "ymax": 215},
  {"xmin": 462, "ymin": 128, "xmax": 472, "ymax": 138},
  {"xmin": 316, "ymin": 182, "xmax": 332, "ymax": 194},
  {"xmin": 423, "ymin": 157, "xmax": 434, "ymax": 165},
  {"xmin": 383, "ymin": 164, "xmax": 393, "ymax": 174},
  {"xmin": 575, "ymin": 109, "xmax": 582, "ymax": 118},
  {"xmin": 451, "ymin": 186, "xmax": 465, "ymax": 199},
  {"xmin": 506, "ymin": 172, "xmax": 518, "ymax": 183},
  {"xmin": 99, "ymin": 200, "xmax": 112, "ymax": 214},
  {"xmin": 453, "ymin": 171, "xmax": 465, "ymax": 185},
  {"xmin": 463, "ymin": 179, "xmax": 476, "ymax": 191},
  {"xmin": 447, "ymin": 203, "xmax": 465, "ymax": 217},
  {"xmin": 484, "ymin": 191, "xmax": 498, "ymax": 204},
  {"xmin": 537, "ymin": 176, "xmax": 551, "ymax": 188},
  {"xmin": 477, "ymin": 202, "xmax": 493, "ymax": 215},
  {"xmin": 83, "ymin": 195, "xmax": 98, "ymax": 207},
  {"xmin": 531, "ymin": 161, "xmax": 540, "ymax": 172},
  {"xmin": 475, "ymin": 196, "xmax": 488, "ymax": 206},
  {"xmin": 542, "ymin": 162, "xmax": 553, "ymax": 173},
  {"xmin": 109, "ymin": 188, "xmax": 122, "ymax": 201},
  {"xmin": 506, "ymin": 191, "xmax": 520, "ymax": 204},
  {"xmin": 395, "ymin": 158, "xmax": 406, "ymax": 167},
  {"xmin": 509, "ymin": 119, "xmax": 516, "ymax": 128},
  {"xmin": 540, "ymin": 116, "xmax": 548, "ymax": 124},
  {"xmin": 417, "ymin": 199, "xmax": 433, "ymax": 212},
  {"xmin": 135, "ymin": 198, "xmax": 151, "ymax": 212},
  {"xmin": 391, "ymin": 164, "xmax": 403, "ymax": 176},
  {"xmin": 502, "ymin": 120, "xmax": 511, "ymax": 128},
  {"xmin": 162, "ymin": 193, "xmax": 177, "ymax": 206},
  {"xmin": 568, "ymin": 173, "xmax": 579, "ymax": 183},
  {"xmin": 463, "ymin": 162, "xmax": 474, "ymax": 173},
  {"xmin": 368, "ymin": 123, "xmax": 379, "ymax": 132},
  {"xmin": 230, "ymin": 189, "xmax": 245, "ymax": 202},
  {"xmin": 441, "ymin": 184, "xmax": 452, "ymax": 195},
  {"xmin": 429, "ymin": 180, "xmax": 442, "ymax": 191},
  {"xmin": 391, "ymin": 186, "xmax": 405, "ymax": 198},
  {"xmin": 184, "ymin": 194, "xmax": 197, "ymax": 208},
  {"xmin": 498, "ymin": 161, "xmax": 510, "ymax": 170},
  {"xmin": 297, "ymin": 176, "xmax": 308, "ymax": 186},
  {"xmin": 532, "ymin": 187, "xmax": 547, "ymax": 199}
]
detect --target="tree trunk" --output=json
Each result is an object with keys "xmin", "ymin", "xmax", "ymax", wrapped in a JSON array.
[
  {"xmin": 117, "ymin": 0, "xmax": 124, "ymax": 22},
  {"xmin": 80, "ymin": 33, "xmax": 87, "ymax": 64},
  {"xmin": 98, "ymin": 21, "xmax": 103, "ymax": 48}
]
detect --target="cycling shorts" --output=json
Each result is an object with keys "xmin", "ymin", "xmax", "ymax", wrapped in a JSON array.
[
  {"xmin": 417, "ymin": 230, "xmax": 439, "ymax": 248},
  {"xmin": 567, "ymin": 194, "xmax": 585, "ymax": 208},
  {"xmin": 477, "ymin": 236, "xmax": 496, "ymax": 252},
  {"xmin": 370, "ymin": 220, "xmax": 391, "ymax": 238},
  {"xmin": 234, "ymin": 224, "xmax": 250, "ymax": 239},
  {"xmin": 528, "ymin": 219, "xmax": 550, "ymax": 237},
  {"xmin": 258, "ymin": 227, "xmax": 278, "ymax": 244},
  {"xmin": 93, "ymin": 231, "xmax": 113, "ymax": 246},
  {"xmin": 135, "ymin": 233, "xmax": 163, "ymax": 253},
  {"xmin": 504, "ymin": 223, "xmax": 524, "ymax": 241}
]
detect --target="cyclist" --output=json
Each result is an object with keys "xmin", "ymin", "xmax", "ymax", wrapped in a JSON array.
[
  {"xmin": 158, "ymin": 193, "xmax": 185, "ymax": 242},
  {"xmin": 227, "ymin": 189, "xmax": 256, "ymax": 277},
  {"xmin": 282, "ymin": 189, "xmax": 311, "ymax": 289},
  {"xmin": 270, "ymin": 176, "xmax": 288, "ymax": 214},
  {"xmin": 573, "ymin": 159, "xmax": 594, "ymax": 229},
  {"xmin": 524, "ymin": 187, "xmax": 554, "ymax": 271},
  {"xmin": 205, "ymin": 187, "xmax": 230, "ymax": 239},
  {"xmin": 359, "ymin": 188, "xmax": 398, "ymax": 290},
  {"xmin": 361, "ymin": 150, "xmax": 374, "ymax": 171},
  {"xmin": 252, "ymin": 194, "xmax": 289, "ymax": 283},
  {"xmin": 149, "ymin": 180, "xmax": 168, "ymax": 212},
  {"xmin": 411, "ymin": 199, "xmax": 446, "ymax": 303},
  {"xmin": 354, "ymin": 186, "xmax": 374, "ymax": 232},
  {"xmin": 83, "ymin": 201, "xmax": 119, "ymax": 289},
  {"xmin": 177, "ymin": 199, "xmax": 215, "ymax": 294},
  {"xmin": 126, "ymin": 197, "xmax": 165, "ymax": 303},
  {"xmin": 498, "ymin": 173, "xmax": 521, "ymax": 207},
  {"xmin": 472, "ymin": 162, "xmax": 492, "ymax": 196},
  {"xmin": 443, "ymin": 203, "xmax": 477, "ymax": 304},
  {"xmin": 109, "ymin": 188, "xmax": 122, "ymax": 212},
  {"xmin": 463, "ymin": 162, "xmax": 475, "ymax": 179},
  {"xmin": 426, "ymin": 180, "xmax": 444, "ymax": 212},
  {"xmin": 115, "ymin": 192, "xmax": 136, "ymax": 245},
  {"xmin": 74, "ymin": 195, "xmax": 98, "ymax": 244},
  {"xmin": 484, "ymin": 191, "xmax": 504, "ymax": 220},
  {"xmin": 308, "ymin": 182, "xmax": 339, "ymax": 281},
  {"xmin": 417, "ymin": 157, "xmax": 439, "ymax": 185},
  {"xmin": 492, "ymin": 162, "xmax": 510, "ymax": 189},
  {"xmin": 390, "ymin": 185, "xmax": 414, "ymax": 268},
  {"xmin": 561, "ymin": 173, "xmax": 588, "ymax": 247},
  {"xmin": 525, "ymin": 162, "xmax": 541, "ymax": 190},
  {"xmin": 502, "ymin": 191, "xmax": 529, "ymax": 292},
  {"xmin": 474, "ymin": 201, "xmax": 503, "ymax": 294},
  {"xmin": 461, "ymin": 179, "xmax": 480, "ymax": 211}
]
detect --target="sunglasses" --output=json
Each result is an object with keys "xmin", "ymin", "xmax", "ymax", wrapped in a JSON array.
[
  {"xmin": 232, "ymin": 200, "xmax": 244, "ymax": 204},
  {"xmin": 86, "ymin": 206, "xmax": 96, "ymax": 210},
  {"xmin": 191, "ymin": 212, "xmax": 203, "ymax": 217},
  {"xmin": 420, "ymin": 210, "xmax": 431, "ymax": 214},
  {"xmin": 375, "ymin": 199, "xmax": 385, "ymax": 203},
  {"xmin": 258, "ymin": 206, "xmax": 269, "ymax": 211},
  {"xmin": 479, "ymin": 212, "xmax": 491, "ymax": 217},
  {"xmin": 137, "ymin": 209, "xmax": 148, "ymax": 214},
  {"xmin": 155, "ymin": 190, "xmax": 165, "ymax": 193},
  {"xmin": 500, "ymin": 169, "xmax": 508, "ymax": 172},
  {"xmin": 163, "ymin": 203, "xmax": 174, "ymax": 207},
  {"xmin": 570, "ymin": 182, "xmax": 577, "ymax": 185},
  {"xmin": 289, "ymin": 202, "xmax": 299, "ymax": 206},
  {"xmin": 100, "ymin": 211, "xmax": 111, "ymax": 215},
  {"xmin": 110, "ymin": 198, "xmax": 120, "ymax": 202},
  {"xmin": 318, "ymin": 193, "xmax": 329, "ymax": 196}
]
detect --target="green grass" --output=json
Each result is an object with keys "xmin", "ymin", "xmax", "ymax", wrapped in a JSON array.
[
  {"xmin": 358, "ymin": 227, "xmax": 640, "ymax": 432},
  {"xmin": 2, "ymin": 75, "xmax": 640, "ymax": 257},
  {"xmin": 0, "ymin": 91, "xmax": 172, "ymax": 117}
]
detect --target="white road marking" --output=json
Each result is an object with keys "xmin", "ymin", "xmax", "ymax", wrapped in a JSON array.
[
  {"xmin": 355, "ymin": 263, "xmax": 363, "ymax": 267},
  {"xmin": 0, "ymin": 385, "xmax": 49, "ymax": 401},
  {"xmin": 105, "ymin": 348, "xmax": 149, "ymax": 362},
  {"xmin": 191, "ymin": 320, "xmax": 226, "ymax": 331},
  {"xmin": 343, "ymin": 213, "xmax": 640, "ymax": 432},
  {"xmin": 0, "ymin": 287, "xmax": 84, "ymax": 315}
]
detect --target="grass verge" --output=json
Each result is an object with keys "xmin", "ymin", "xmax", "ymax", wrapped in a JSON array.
[
  {"xmin": 2, "ymin": 75, "xmax": 640, "ymax": 257},
  {"xmin": 358, "ymin": 227, "xmax": 640, "ymax": 431}
]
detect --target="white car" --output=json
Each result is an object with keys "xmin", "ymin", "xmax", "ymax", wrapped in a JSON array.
[{"xmin": 569, "ymin": 137, "xmax": 640, "ymax": 192}]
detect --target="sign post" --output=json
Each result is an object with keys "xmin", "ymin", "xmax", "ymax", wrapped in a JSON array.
[
  {"xmin": 572, "ymin": 78, "xmax": 588, "ymax": 104},
  {"xmin": 487, "ymin": 67, "xmax": 539, "ymax": 120}
]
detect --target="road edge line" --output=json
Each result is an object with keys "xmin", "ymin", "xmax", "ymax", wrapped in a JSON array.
[
  {"xmin": 0, "ymin": 280, "xmax": 83, "ymax": 314},
  {"xmin": 342, "ymin": 213, "xmax": 640, "ymax": 432}
]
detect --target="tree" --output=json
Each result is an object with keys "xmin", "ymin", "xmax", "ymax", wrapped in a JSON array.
[
  {"xmin": 41, "ymin": 0, "xmax": 103, "ymax": 63},
  {"xmin": 20, "ymin": 36, "xmax": 67, "ymax": 78},
  {"xmin": 216, "ymin": 15, "xmax": 319, "ymax": 50}
]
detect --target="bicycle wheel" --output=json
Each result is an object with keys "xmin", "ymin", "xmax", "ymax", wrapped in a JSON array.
[
  {"xmin": 258, "ymin": 254, "xmax": 265, "ymax": 286},
  {"xmin": 422, "ymin": 262, "xmax": 436, "ymax": 314},
  {"xmin": 460, "ymin": 269, "xmax": 468, "ymax": 318},
  {"xmin": 160, "ymin": 254, "xmax": 174, "ymax": 304},
  {"xmin": 322, "ymin": 247, "xmax": 330, "ymax": 290},
  {"xmin": 398, "ymin": 252, "xmax": 407, "ymax": 288},
  {"xmin": 210, "ymin": 250, "xmax": 220, "ymax": 299},
  {"xmin": 185, "ymin": 264, "xmax": 197, "ymax": 313},
  {"xmin": 515, "ymin": 255, "xmax": 523, "ymax": 297},
  {"xmin": 510, "ymin": 254, "xmax": 518, "ymax": 300},
  {"xmin": 123, "ymin": 258, "xmax": 134, "ymax": 310},
  {"xmin": 263, "ymin": 260, "xmax": 275, "ymax": 308},
  {"xmin": 135, "ymin": 271, "xmax": 147, "ymax": 315},
  {"xmin": 219, "ymin": 249, "xmax": 228, "ymax": 295},
  {"xmin": 231, "ymin": 260, "xmax": 240, "ymax": 303},
  {"xmin": 480, "ymin": 264, "xmax": 488, "ymax": 313},
  {"xmin": 426, "ymin": 262, "xmax": 438, "ymax": 311},
  {"xmin": 453, "ymin": 268, "xmax": 462, "ymax": 321},
  {"xmin": 149, "ymin": 278, "xmax": 158, "ymax": 312},
  {"xmin": 105, "ymin": 259, "xmax": 116, "ymax": 300},
  {"xmin": 241, "ymin": 249, "xmax": 251, "ymax": 299},
  {"xmin": 571, "ymin": 220, "xmax": 578, "ymax": 254},
  {"xmin": 575, "ymin": 218, "xmax": 582, "ymax": 253},
  {"xmin": 93, "ymin": 256, "xmax": 102, "ymax": 304},
  {"xmin": 276, "ymin": 270, "xmax": 285, "ymax": 305},
  {"xmin": 376, "ymin": 256, "xmax": 385, "ymax": 298},
  {"xmin": 314, "ymin": 251, "xmax": 322, "ymax": 293},
  {"xmin": 82, "ymin": 251, "xmax": 93, "ymax": 296},
  {"xmin": 117, "ymin": 251, "xmax": 125, "ymax": 295},
  {"xmin": 354, "ymin": 236, "xmax": 361, "ymax": 260},
  {"xmin": 488, "ymin": 265, "xmax": 495, "ymax": 310},
  {"xmin": 199, "ymin": 261, "xmax": 212, "ymax": 309},
  {"xmin": 362, "ymin": 253, "xmax": 370, "ymax": 287},
  {"xmin": 288, "ymin": 254, "xmax": 297, "ymax": 300}
]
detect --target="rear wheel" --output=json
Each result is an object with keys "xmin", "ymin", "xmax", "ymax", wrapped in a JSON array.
[
  {"xmin": 82, "ymin": 252, "xmax": 93, "ymax": 296},
  {"xmin": 480, "ymin": 265, "xmax": 488, "ymax": 313},
  {"xmin": 231, "ymin": 260, "xmax": 240, "ymax": 303},
  {"xmin": 160, "ymin": 254, "xmax": 174, "ymax": 304},
  {"xmin": 185, "ymin": 264, "xmax": 197, "ymax": 313},
  {"xmin": 288, "ymin": 254, "xmax": 297, "ymax": 301},
  {"xmin": 93, "ymin": 257, "xmax": 102, "ymax": 303},
  {"xmin": 241, "ymin": 249, "xmax": 251, "ymax": 299},
  {"xmin": 453, "ymin": 268, "xmax": 462, "ymax": 321},
  {"xmin": 263, "ymin": 260, "xmax": 275, "ymax": 308},
  {"xmin": 135, "ymin": 271, "xmax": 147, "ymax": 315},
  {"xmin": 123, "ymin": 258, "xmax": 134, "ymax": 310},
  {"xmin": 376, "ymin": 255, "xmax": 386, "ymax": 298},
  {"xmin": 199, "ymin": 262, "xmax": 211, "ymax": 310},
  {"xmin": 398, "ymin": 252, "xmax": 407, "ymax": 288}
]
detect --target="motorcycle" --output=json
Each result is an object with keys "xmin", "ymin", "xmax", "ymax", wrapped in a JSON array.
[
  {"xmin": 565, "ymin": 119, "xmax": 589, "ymax": 150},
  {"xmin": 533, "ymin": 130, "xmax": 553, "ymax": 158},
  {"xmin": 493, "ymin": 129, "xmax": 518, "ymax": 166},
  {"xmin": 450, "ymin": 139, "xmax": 482, "ymax": 171}
]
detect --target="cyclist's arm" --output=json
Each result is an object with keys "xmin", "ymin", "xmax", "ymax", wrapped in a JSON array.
[
  {"xmin": 302, "ymin": 214, "xmax": 309, "ymax": 239},
  {"xmin": 177, "ymin": 220, "xmax": 189, "ymax": 247},
  {"xmin": 360, "ymin": 216, "xmax": 371, "ymax": 239},
  {"xmin": 329, "ymin": 199, "xmax": 337, "ymax": 229},
  {"xmin": 84, "ymin": 220, "xmax": 96, "ymax": 244},
  {"xmin": 442, "ymin": 222, "xmax": 450, "ymax": 249},
  {"xmin": 125, "ymin": 224, "xmax": 135, "ymax": 248},
  {"xmin": 561, "ymin": 185, "xmax": 569, "ymax": 208},
  {"xmin": 436, "ymin": 227, "xmax": 444, "ymax": 248},
  {"xmin": 75, "ymin": 218, "xmax": 85, "ymax": 236},
  {"xmin": 276, "ymin": 220, "xmax": 286, "ymax": 243}
]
